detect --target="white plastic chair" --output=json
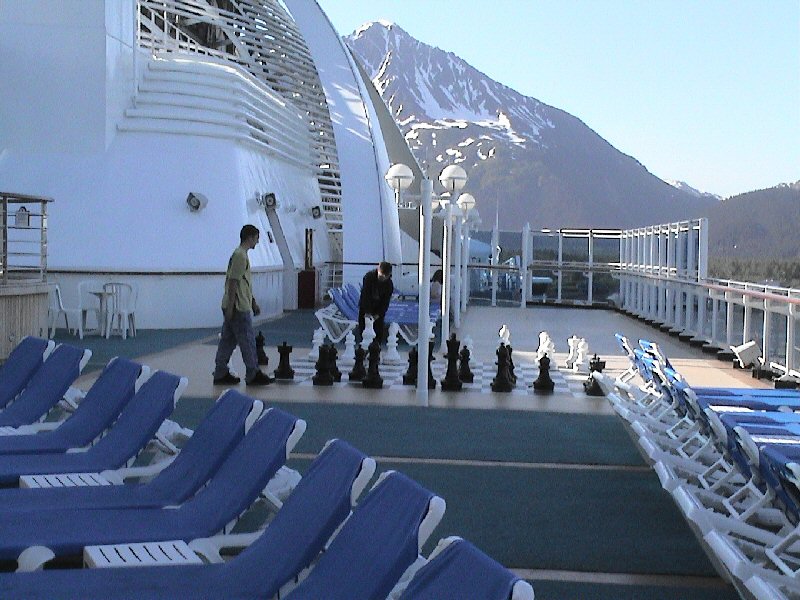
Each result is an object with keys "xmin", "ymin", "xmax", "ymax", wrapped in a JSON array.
[
  {"xmin": 47, "ymin": 284, "xmax": 84, "ymax": 339},
  {"xmin": 77, "ymin": 281, "xmax": 103, "ymax": 335},
  {"xmin": 104, "ymin": 282, "xmax": 136, "ymax": 339}
]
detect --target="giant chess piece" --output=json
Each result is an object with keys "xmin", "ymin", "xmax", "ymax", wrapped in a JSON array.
[
  {"xmin": 361, "ymin": 315, "xmax": 377, "ymax": 349},
  {"xmin": 255, "ymin": 330, "xmax": 269, "ymax": 366},
  {"xmin": 362, "ymin": 339, "xmax": 384, "ymax": 389},
  {"xmin": 537, "ymin": 331, "xmax": 555, "ymax": 362},
  {"xmin": 458, "ymin": 344, "xmax": 474, "ymax": 383},
  {"xmin": 341, "ymin": 331, "xmax": 356, "ymax": 367},
  {"xmin": 572, "ymin": 338, "xmax": 590, "ymax": 374},
  {"xmin": 383, "ymin": 322, "xmax": 403, "ymax": 364},
  {"xmin": 491, "ymin": 344, "xmax": 514, "ymax": 393},
  {"xmin": 498, "ymin": 324, "xmax": 511, "ymax": 346},
  {"xmin": 440, "ymin": 334, "xmax": 463, "ymax": 392},
  {"xmin": 565, "ymin": 335, "xmax": 580, "ymax": 369},
  {"xmin": 507, "ymin": 345, "xmax": 517, "ymax": 384},
  {"xmin": 328, "ymin": 344, "xmax": 342, "ymax": 383},
  {"xmin": 402, "ymin": 345, "xmax": 418, "ymax": 385},
  {"xmin": 273, "ymin": 341, "xmax": 295, "ymax": 380},
  {"xmin": 348, "ymin": 344, "xmax": 367, "ymax": 382},
  {"xmin": 312, "ymin": 345, "xmax": 334, "ymax": 386},
  {"xmin": 427, "ymin": 340, "xmax": 437, "ymax": 389},
  {"xmin": 532, "ymin": 354, "xmax": 555, "ymax": 393},
  {"xmin": 309, "ymin": 328, "xmax": 325, "ymax": 361},
  {"xmin": 583, "ymin": 353, "xmax": 606, "ymax": 396}
]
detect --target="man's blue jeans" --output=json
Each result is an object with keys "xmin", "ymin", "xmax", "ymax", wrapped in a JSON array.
[{"xmin": 214, "ymin": 310, "xmax": 258, "ymax": 381}]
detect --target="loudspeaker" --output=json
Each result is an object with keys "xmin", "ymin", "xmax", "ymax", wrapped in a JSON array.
[
  {"xmin": 311, "ymin": 205, "xmax": 322, "ymax": 219},
  {"xmin": 186, "ymin": 192, "xmax": 208, "ymax": 212},
  {"xmin": 262, "ymin": 192, "xmax": 277, "ymax": 208}
]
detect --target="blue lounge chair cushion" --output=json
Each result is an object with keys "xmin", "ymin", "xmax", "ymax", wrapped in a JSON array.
[
  {"xmin": 0, "ymin": 439, "xmax": 366, "ymax": 600},
  {"xmin": 286, "ymin": 471, "xmax": 436, "ymax": 600},
  {"xmin": 0, "ymin": 343, "xmax": 84, "ymax": 428},
  {"xmin": 400, "ymin": 538, "xmax": 522, "ymax": 600},
  {"xmin": 0, "ymin": 358, "xmax": 142, "ymax": 455},
  {"xmin": 0, "ymin": 371, "xmax": 181, "ymax": 486},
  {"xmin": 0, "ymin": 390, "xmax": 254, "ymax": 512},
  {"xmin": 0, "ymin": 337, "xmax": 49, "ymax": 410},
  {"xmin": 0, "ymin": 405, "xmax": 298, "ymax": 560}
]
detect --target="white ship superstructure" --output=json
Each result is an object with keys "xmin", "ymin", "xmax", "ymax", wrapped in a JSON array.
[{"xmin": 0, "ymin": 0, "xmax": 403, "ymax": 327}]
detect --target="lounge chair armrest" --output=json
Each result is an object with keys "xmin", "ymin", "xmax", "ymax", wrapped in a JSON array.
[
  {"xmin": 188, "ymin": 531, "xmax": 263, "ymax": 564},
  {"xmin": 16, "ymin": 546, "xmax": 55, "ymax": 572},
  {"xmin": 101, "ymin": 456, "xmax": 175, "ymax": 483},
  {"xmin": 17, "ymin": 421, "xmax": 62, "ymax": 434}
]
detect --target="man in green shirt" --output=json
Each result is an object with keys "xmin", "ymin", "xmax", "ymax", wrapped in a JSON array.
[{"xmin": 213, "ymin": 224, "xmax": 273, "ymax": 386}]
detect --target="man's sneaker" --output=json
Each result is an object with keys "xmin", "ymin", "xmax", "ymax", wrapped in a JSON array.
[
  {"xmin": 213, "ymin": 372, "xmax": 241, "ymax": 385},
  {"xmin": 247, "ymin": 371, "xmax": 275, "ymax": 386}
]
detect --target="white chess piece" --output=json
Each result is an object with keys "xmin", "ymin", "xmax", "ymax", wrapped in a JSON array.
[
  {"xmin": 308, "ymin": 328, "xmax": 325, "ymax": 361},
  {"xmin": 341, "ymin": 331, "xmax": 356, "ymax": 367},
  {"xmin": 383, "ymin": 322, "xmax": 403, "ymax": 364},
  {"xmin": 498, "ymin": 324, "xmax": 511, "ymax": 346},
  {"xmin": 463, "ymin": 335, "xmax": 474, "ymax": 354},
  {"xmin": 565, "ymin": 335, "xmax": 580, "ymax": 369},
  {"xmin": 573, "ymin": 338, "xmax": 590, "ymax": 374},
  {"xmin": 536, "ymin": 331, "xmax": 551, "ymax": 361},
  {"xmin": 361, "ymin": 315, "xmax": 377, "ymax": 348}
]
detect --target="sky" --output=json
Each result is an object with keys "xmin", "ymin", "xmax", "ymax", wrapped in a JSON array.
[{"xmin": 317, "ymin": 0, "xmax": 799, "ymax": 198}]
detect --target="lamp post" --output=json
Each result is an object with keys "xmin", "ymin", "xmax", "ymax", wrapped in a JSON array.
[
  {"xmin": 456, "ymin": 193, "xmax": 476, "ymax": 318},
  {"xmin": 438, "ymin": 165, "xmax": 467, "ymax": 345},
  {"xmin": 462, "ymin": 208, "xmax": 480, "ymax": 311},
  {"xmin": 386, "ymin": 164, "xmax": 438, "ymax": 406}
]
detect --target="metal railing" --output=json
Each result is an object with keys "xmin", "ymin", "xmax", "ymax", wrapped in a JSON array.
[{"xmin": 0, "ymin": 192, "xmax": 52, "ymax": 284}]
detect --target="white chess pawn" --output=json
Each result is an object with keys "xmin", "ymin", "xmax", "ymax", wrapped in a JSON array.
[
  {"xmin": 341, "ymin": 331, "xmax": 356, "ymax": 366},
  {"xmin": 361, "ymin": 315, "xmax": 377, "ymax": 348},
  {"xmin": 383, "ymin": 323, "xmax": 403, "ymax": 364},
  {"xmin": 573, "ymin": 338, "xmax": 590, "ymax": 374},
  {"xmin": 565, "ymin": 335, "xmax": 580, "ymax": 369},
  {"xmin": 463, "ymin": 335, "xmax": 474, "ymax": 354},
  {"xmin": 309, "ymin": 327, "xmax": 325, "ymax": 361},
  {"xmin": 536, "ymin": 331, "xmax": 550, "ymax": 361}
]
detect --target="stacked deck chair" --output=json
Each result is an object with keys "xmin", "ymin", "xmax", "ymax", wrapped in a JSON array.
[
  {"xmin": 0, "ymin": 390, "xmax": 261, "ymax": 512},
  {"xmin": 0, "ymin": 439, "xmax": 374, "ymax": 599},
  {"xmin": 285, "ymin": 470, "xmax": 446, "ymax": 599},
  {"xmin": 0, "ymin": 343, "xmax": 90, "ymax": 428},
  {"xmin": 0, "ymin": 406, "xmax": 305, "ymax": 567},
  {"xmin": 0, "ymin": 370, "xmax": 186, "ymax": 487},
  {"xmin": 0, "ymin": 357, "xmax": 147, "ymax": 454},
  {"xmin": 0, "ymin": 337, "xmax": 54, "ymax": 410},
  {"xmin": 399, "ymin": 537, "xmax": 534, "ymax": 600},
  {"xmin": 602, "ymin": 334, "xmax": 800, "ymax": 598}
]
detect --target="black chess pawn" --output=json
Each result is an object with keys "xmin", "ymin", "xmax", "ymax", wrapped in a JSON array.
[
  {"xmin": 255, "ymin": 331, "xmax": 269, "ymax": 366},
  {"xmin": 507, "ymin": 345, "xmax": 517, "ymax": 384},
  {"xmin": 583, "ymin": 353, "xmax": 606, "ymax": 396},
  {"xmin": 402, "ymin": 345, "xmax": 418, "ymax": 385},
  {"xmin": 362, "ymin": 339, "xmax": 384, "ymax": 389},
  {"xmin": 348, "ymin": 344, "xmax": 367, "ymax": 382},
  {"xmin": 274, "ymin": 341, "xmax": 295, "ymax": 380},
  {"xmin": 532, "ymin": 354, "xmax": 555, "ymax": 393},
  {"xmin": 328, "ymin": 344, "xmax": 342, "ymax": 383},
  {"xmin": 312, "ymin": 345, "xmax": 334, "ymax": 386},
  {"xmin": 440, "ymin": 334, "xmax": 463, "ymax": 391},
  {"xmin": 491, "ymin": 344, "xmax": 514, "ymax": 393},
  {"xmin": 427, "ymin": 340, "xmax": 436, "ymax": 389},
  {"xmin": 458, "ymin": 345, "xmax": 474, "ymax": 383}
]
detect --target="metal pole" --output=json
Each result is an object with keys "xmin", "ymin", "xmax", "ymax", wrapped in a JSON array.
[
  {"xmin": 521, "ymin": 223, "xmax": 530, "ymax": 307},
  {"xmin": 461, "ymin": 218, "xmax": 470, "ymax": 312},
  {"xmin": 416, "ymin": 179, "xmax": 434, "ymax": 407},
  {"xmin": 452, "ymin": 209, "xmax": 462, "ymax": 329},
  {"xmin": 441, "ymin": 202, "xmax": 453, "ymax": 343}
]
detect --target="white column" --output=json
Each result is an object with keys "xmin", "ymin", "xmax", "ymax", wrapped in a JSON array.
[
  {"xmin": 461, "ymin": 220, "xmax": 470, "ymax": 311},
  {"xmin": 762, "ymin": 300, "xmax": 772, "ymax": 365},
  {"xmin": 787, "ymin": 305, "xmax": 797, "ymax": 371},
  {"xmin": 416, "ymin": 179, "xmax": 434, "ymax": 407},
  {"xmin": 452, "ymin": 208, "xmax": 463, "ymax": 329},
  {"xmin": 557, "ymin": 233, "xmax": 563, "ymax": 303},
  {"xmin": 521, "ymin": 223, "xmax": 531, "ymax": 307},
  {"xmin": 587, "ymin": 231, "xmax": 594, "ymax": 305},
  {"xmin": 441, "ymin": 202, "xmax": 453, "ymax": 343}
]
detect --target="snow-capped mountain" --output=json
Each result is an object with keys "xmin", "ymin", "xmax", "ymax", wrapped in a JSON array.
[
  {"xmin": 667, "ymin": 180, "xmax": 722, "ymax": 201},
  {"xmin": 346, "ymin": 21, "xmax": 717, "ymax": 229}
]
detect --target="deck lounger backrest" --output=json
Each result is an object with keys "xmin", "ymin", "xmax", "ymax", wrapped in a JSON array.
[
  {"xmin": 219, "ymin": 439, "xmax": 372, "ymax": 598},
  {"xmin": 0, "ymin": 337, "xmax": 51, "ymax": 410},
  {"xmin": 286, "ymin": 471, "xmax": 439, "ymax": 600},
  {"xmin": 0, "ymin": 358, "xmax": 143, "ymax": 455},
  {"xmin": 400, "ymin": 537, "xmax": 531, "ymax": 600},
  {"xmin": 0, "ymin": 344, "xmax": 87, "ymax": 428},
  {"xmin": 0, "ymin": 391, "xmax": 256, "ymax": 513},
  {"xmin": 167, "ymin": 407, "xmax": 302, "ymax": 532},
  {"xmin": 330, "ymin": 288, "xmax": 358, "ymax": 320},
  {"xmin": 0, "ymin": 440, "xmax": 370, "ymax": 600}
]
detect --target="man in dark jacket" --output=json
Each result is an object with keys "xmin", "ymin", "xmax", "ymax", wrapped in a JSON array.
[{"xmin": 358, "ymin": 261, "xmax": 393, "ymax": 343}]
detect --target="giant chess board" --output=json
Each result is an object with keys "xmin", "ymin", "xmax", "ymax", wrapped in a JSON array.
[{"xmin": 274, "ymin": 356, "xmax": 590, "ymax": 398}]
